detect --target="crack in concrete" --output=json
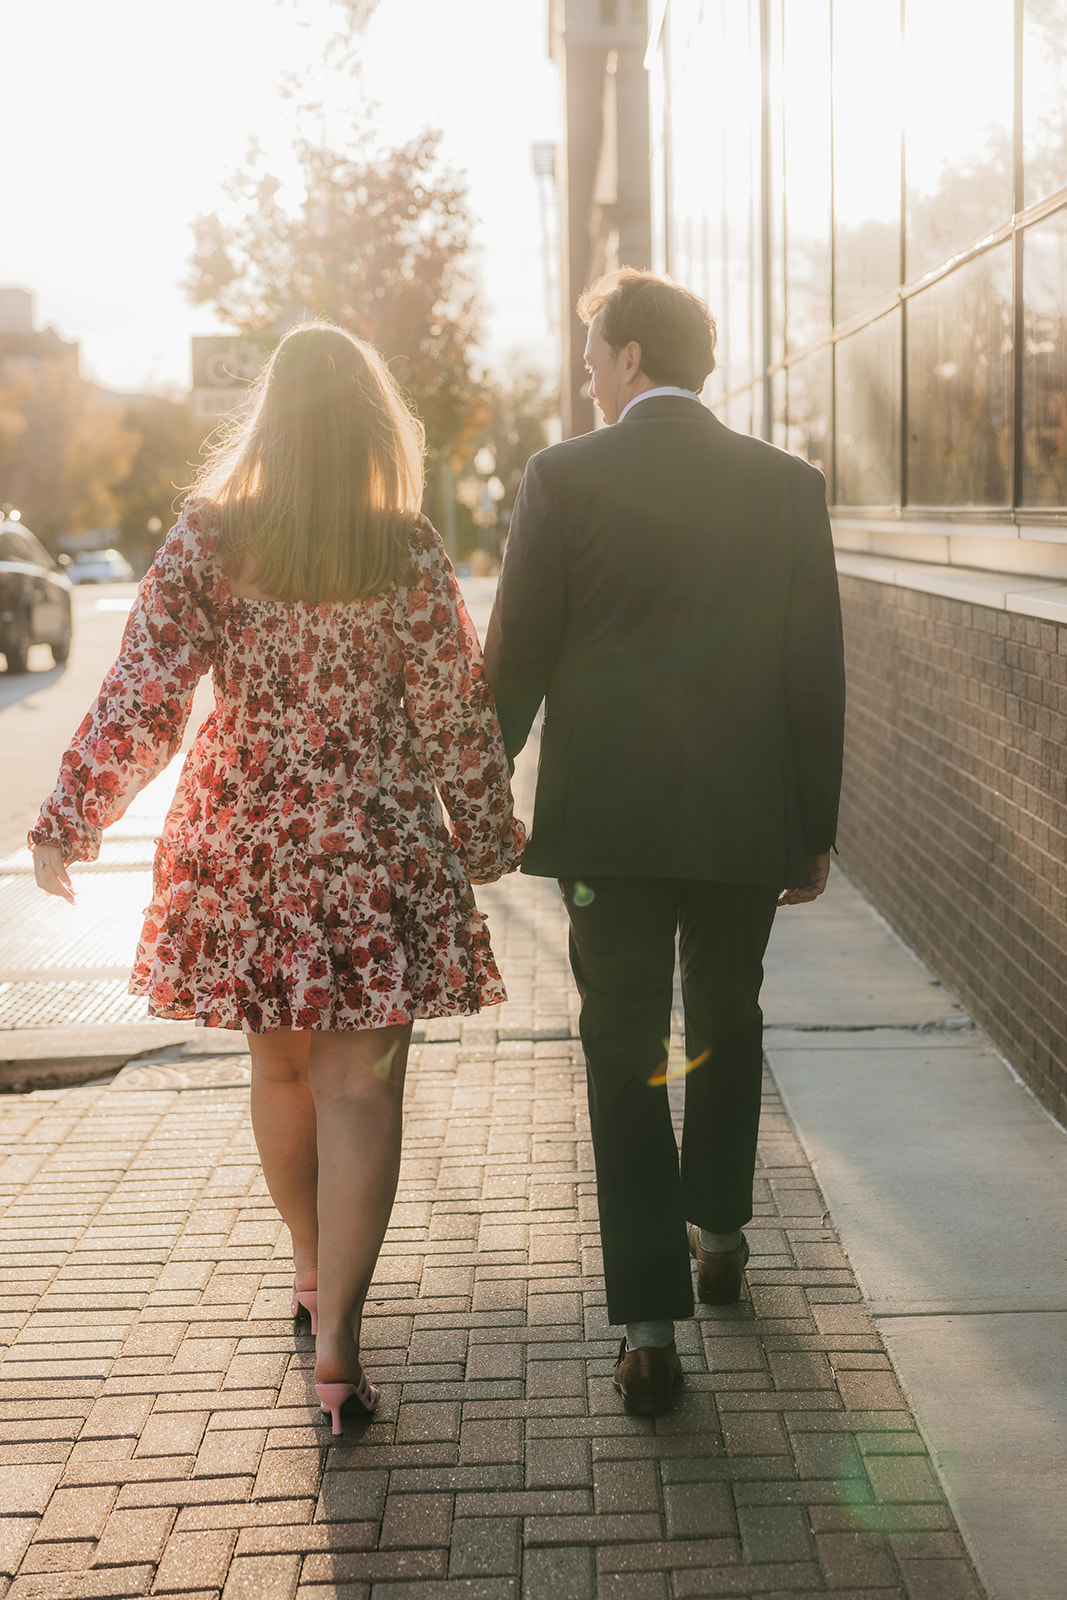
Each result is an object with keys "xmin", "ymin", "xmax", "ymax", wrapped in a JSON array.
[{"xmin": 766, "ymin": 1017, "xmax": 974, "ymax": 1034}]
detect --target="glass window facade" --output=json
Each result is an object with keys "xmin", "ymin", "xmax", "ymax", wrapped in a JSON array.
[
  {"xmin": 1022, "ymin": 208, "xmax": 1067, "ymax": 504},
  {"xmin": 782, "ymin": 0, "xmax": 832, "ymax": 353},
  {"xmin": 1023, "ymin": 0, "xmax": 1067, "ymax": 209},
  {"xmin": 786, "ymin": 347, "xmax": 833, "ymax": 484},
  {"xmin": 907, "ymin": 248, "xmax": 1014, "ymax": 506},
  {"xmin": 904, "ymin": 1, "xmax": 1014, "ymax": 281},
  {"xmin": 650, "ymin": 0, "xmax": 1067, "ymax": 521},
  {"xmin": 832, "ymin": 0, "xmax": 902, "ymax": 325},
  {"xmin": 836, "ymin": 312, "xmax": 901, "ymax": 506}
]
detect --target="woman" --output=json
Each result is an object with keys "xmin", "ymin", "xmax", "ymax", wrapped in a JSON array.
[{"xmin": 30, "ymin": 322, "xmax": 524, "ymax": 1433}]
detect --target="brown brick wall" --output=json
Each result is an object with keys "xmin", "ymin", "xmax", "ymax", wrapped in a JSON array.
[{"xmin": 836, "ymin": 574, "xmax": 1067, "ymax": 1126}]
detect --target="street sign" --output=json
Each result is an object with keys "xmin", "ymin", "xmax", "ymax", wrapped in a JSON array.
[{"xmin": 190, "ymin": 334, "xmax": 276, "ymax": 423}]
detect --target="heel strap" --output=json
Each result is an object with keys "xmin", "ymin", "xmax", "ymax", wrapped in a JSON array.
[{"xmin": 315, "ymin": 1370, "xmax": 380, "ymax": 1417}]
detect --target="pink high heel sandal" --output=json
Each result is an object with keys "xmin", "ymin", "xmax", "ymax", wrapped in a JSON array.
[
  {"xmin": 290, "ymin": 1284, "xmax": 318, "ymax": 1334},
  {"xmin": 316, "ymin": 1369, "xmax": 380, "ymax": 1435}
]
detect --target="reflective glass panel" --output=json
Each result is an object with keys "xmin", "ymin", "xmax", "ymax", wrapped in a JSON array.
[
  {"xmin": 833, "ymin": 0, "xmax": 903, "ymax": 325},
  {"xmin": 721, "ymin": 0, "xmax": 762, "ymax": 392},
  {"xmin": 648, "ymin": 32, "xmax": 669, "ymax": 272},
  {"xmin": 768, "ymin": 0, "xmax": 787, "ymax": 368},
  {"xmin": 907, "ymin": 246, "xmax": 1013, "ymax": 506},
  {"xmin": 1022, "ymin": 211, "xmax": 1067, "ymax": 505},
  {"xmin": 772, "ymin": 367, "xmax": 788, "ymax": 450},
  {"xmin": 724, "ymin": 385, "xmax": 757, "ymax": 437},
  {"xmin": 786, "ymin": 348, "xmax": 833, "ymax": 483},
  {"xmin": 665, "ymin": 0, "xmax": 718, "ymax": 308},
  {"xmin": 783, "ymin": 0, "xmax": 832, "ymax": 351},
  {"xmin": 1023, "ymin": 0, "xmax": 1067, "ymax": 208},
  {"xmin": 835, "ymin": 311, "xmax": 902, "ymax": 505},
  {"xmin": 905, "ymin": 0, "xmax": 1013, "ymax": 280},
  {"xmin": 703, "ymin": 339, "xmax": 727, "ymax": 412}
]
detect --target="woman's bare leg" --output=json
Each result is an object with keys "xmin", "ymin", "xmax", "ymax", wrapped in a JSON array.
[
  {"xmin": 309, "ymin": 1024, "xmax": 412, "ymax": 1385},
  {"xmin": 247, "ymin": 1029, "xmax": 318, "ymax": 1291}
]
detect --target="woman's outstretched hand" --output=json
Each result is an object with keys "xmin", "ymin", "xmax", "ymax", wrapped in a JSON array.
[{"xmin": 32, "ymin": 844, "xmax": 76, "ymax": 905}]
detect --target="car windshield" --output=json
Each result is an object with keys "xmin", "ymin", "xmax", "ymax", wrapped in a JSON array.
[
  {"xmin": 0, "ymin": 530, "xmax": 51, "ymax": 566},
  {"xmin": 21, "ymin": 532, "xmax": 55, "ymax": 568}
]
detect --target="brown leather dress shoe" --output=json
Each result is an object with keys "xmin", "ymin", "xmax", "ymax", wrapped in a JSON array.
[
  {"xmin": 688, "ymin": 1225, "xmax": 750, "ymax": 1305},
  {"xmin": 612, "ymin": 1338, "xmax": 683, "ymax": 1413}
]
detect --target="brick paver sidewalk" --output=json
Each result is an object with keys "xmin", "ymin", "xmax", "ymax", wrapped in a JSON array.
[{"xmin": 0, "ymin": 756, "xmax": 986, "ymax": 1599}]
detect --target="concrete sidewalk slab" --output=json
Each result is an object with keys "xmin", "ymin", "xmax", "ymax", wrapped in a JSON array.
[
  {"xmin": 764, "ymin": 872, "xmax": 965, "ymax": 1029},
  {"xmin": 882, "ymin": 1313, "xmax": 1067, "ymax": 1600},
  {"xmin": 763, "ymin": 871, "xmax": 1067, "ymax": 1600},
  {"xmin": 765, "ymin": 1032, "xmax": 1067, "ymax": 1316}
]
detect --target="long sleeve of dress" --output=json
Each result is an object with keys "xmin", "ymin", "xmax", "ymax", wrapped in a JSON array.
[
  {"xmin": 393, "ymin": 520, "xmax": 525, "ymax": 883},
  {"xmin": 29, "ymin": 502, "xmax": 220, "ymax": 864}
]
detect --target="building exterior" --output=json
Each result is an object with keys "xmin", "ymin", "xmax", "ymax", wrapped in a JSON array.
[
  {"xmin": 0, "ymin": 287, "xmax": 79, "ymax": 378},
  {"xmin": 550, "ymin": 0, "xmax": 652, "ymax": 437},
  {"xmin": 647, "ymin": 0, "xmax": 1067, "ymax": 1123}
]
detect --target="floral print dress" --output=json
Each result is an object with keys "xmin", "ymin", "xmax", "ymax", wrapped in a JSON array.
[{"xmin": 30, "ymin": 501, "xmax": 525, "ymax": 1032}]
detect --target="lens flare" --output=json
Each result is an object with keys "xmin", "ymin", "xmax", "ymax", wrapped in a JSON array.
[
  {"xmin": 647, "ymin": 1046, "xmax": 710, "ymax": 1087},
  {"xmin": 572, "ymin": 882, "xmax": 595, "ymax": 906},
  {"xmin": 373, "ymin": 1040, "xmax": 400, "ymax": 1080}
]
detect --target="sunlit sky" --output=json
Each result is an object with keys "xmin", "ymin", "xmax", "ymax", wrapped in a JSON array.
[{"xmin": 3, "ymin": 0, "xmax": 560, "ymax": 395}]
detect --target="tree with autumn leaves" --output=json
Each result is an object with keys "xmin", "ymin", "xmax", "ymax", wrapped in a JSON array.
[
  {"xmin": 2, "ymin": 1, "xmax": 554, "ymax": 564},
  {"xmin": 0, "ymin": 362, "xmax": 139, "ymax": 550},
  {"xmin": 185, "ymin": 0, "xmax": 490, "ymax": 522},
  {"xmin": 186, "ymin": 130, "xmax": 481, "ymax": 469}
]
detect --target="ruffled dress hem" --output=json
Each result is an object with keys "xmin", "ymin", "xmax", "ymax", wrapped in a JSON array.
[{"xmin": 132, "ymin": 982, "xmax": 507, "ymax": 1033}]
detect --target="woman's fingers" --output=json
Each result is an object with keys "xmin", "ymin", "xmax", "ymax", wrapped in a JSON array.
[{"xmin": 32, "ymin": 847, "xmax": 76, "ymax": 905}]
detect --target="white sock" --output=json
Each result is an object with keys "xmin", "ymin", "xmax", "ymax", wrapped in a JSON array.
[
  {"xmin": 698, "ymin": 1227, "xmax": 741, "ymax": 1253},
  {"xmin": 625, "ymin": 1318, "xmax": 675, "ymax": 1350}
]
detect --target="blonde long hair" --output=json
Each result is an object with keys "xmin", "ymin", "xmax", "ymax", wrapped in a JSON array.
[{"xmin": 194, "ymin": 321, "xmax": 426, "ymax": 601}]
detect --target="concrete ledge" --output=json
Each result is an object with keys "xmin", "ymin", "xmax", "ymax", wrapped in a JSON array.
[{"xmin": 835, "ymin": 548, "xmax": 1067, "ymax": 623}]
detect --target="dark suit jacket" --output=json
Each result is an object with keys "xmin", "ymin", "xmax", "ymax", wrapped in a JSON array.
[{"xmin": 483, "ymin": 396, "xmax": 845, "ymax": 887}]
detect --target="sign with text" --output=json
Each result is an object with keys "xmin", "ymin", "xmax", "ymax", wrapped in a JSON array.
[{"xmin": 190, "ymin": 334, "xmax": 277, "ymax": 423}]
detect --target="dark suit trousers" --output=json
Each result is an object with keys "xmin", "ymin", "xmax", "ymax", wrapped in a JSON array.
[{"xmin": 562, "ymin": 877, "xmax": 779, "ymax": 1326}]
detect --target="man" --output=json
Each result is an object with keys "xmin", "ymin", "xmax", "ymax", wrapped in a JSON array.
[{"xmin": 484, "ymin": 269, "xmax": 845, "ymax": 1413}]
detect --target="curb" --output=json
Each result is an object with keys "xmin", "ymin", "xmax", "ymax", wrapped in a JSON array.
[{"xmin": 0, "ymin": 1053, "xmax": 133, "ymax": 1093}]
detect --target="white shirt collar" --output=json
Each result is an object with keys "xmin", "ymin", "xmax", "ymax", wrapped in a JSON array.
[{"xmin": 617, "ymin": 385, "xmax": 702, "ymax": 423}]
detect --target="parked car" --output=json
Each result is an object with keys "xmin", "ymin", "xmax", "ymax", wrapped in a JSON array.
[
  {"xmin": 0, "ymin": 519, "xmax": 73, "ymax": 672},
  {"xmin": 67, "ymin": 547, "xmax": 135, "ymax": 585}
]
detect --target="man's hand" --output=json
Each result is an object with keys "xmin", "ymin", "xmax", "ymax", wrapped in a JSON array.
[
  {"xmin": 778, "ymin": 852, "xmax": 830, "ymax": 907},
  {"xmin": 32, "ymin": 845, "xmax": 76, "ymax": 905}
]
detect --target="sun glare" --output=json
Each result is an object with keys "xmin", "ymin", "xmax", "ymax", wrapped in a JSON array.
[{"xmin": 3, "ymin": 0, "xmax": 559, "ymax": 391}]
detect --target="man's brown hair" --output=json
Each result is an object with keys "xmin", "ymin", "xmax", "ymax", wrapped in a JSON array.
[{"xmin": 577, "ymin": 268, "xmax": 717, "ymax": 393}]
